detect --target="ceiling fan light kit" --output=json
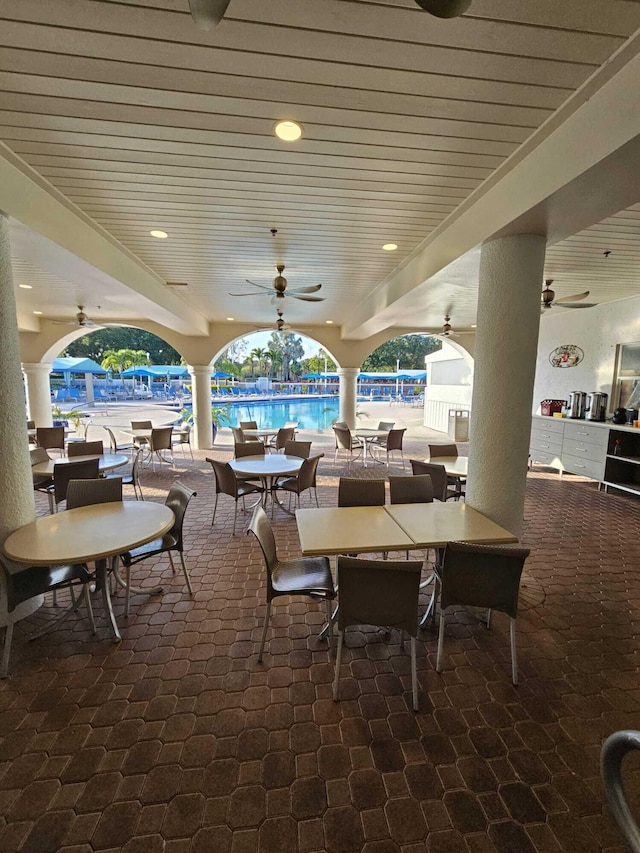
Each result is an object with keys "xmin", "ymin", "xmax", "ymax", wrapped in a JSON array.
[
  {"xmin": 414, "ymin": 0, "xmax": 472, "ymax": 17},
  {"xmin": 188, "ymin": 0, "xmax": 471, "ymax": 30}
]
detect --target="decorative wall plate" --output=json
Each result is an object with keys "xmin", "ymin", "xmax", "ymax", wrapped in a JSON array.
[{"xmin": 549, "ymin": 344, "xmax": 584, "ymax": 368}]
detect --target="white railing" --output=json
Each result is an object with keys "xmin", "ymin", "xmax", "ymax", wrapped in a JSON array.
[{"xmin": 424, "ymin": 398, "xmax": 472, "ymax": 434}]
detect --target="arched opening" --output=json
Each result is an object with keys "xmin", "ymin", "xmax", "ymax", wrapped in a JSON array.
[{"xmin": 210, "ymin": 328, "xmax": 342, "ymax": 430}]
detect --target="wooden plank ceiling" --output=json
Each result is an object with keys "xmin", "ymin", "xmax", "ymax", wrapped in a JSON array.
[{"xmin": 2, "ymin": 0, "xmax": 640, "ymax": 331}]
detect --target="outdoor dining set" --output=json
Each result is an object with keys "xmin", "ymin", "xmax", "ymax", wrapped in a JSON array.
[{"xmin": 2, "ymin": 420, "xmax": 529, "ymax": 712}]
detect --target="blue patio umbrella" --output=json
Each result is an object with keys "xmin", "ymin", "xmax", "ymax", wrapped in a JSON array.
[{"xmin": 212, "ymin": 370, "xmax": 232, "ymax": 378}]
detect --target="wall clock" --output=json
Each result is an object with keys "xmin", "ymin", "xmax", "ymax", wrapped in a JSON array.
[{"xmin": 549, "ymin": 344, "xmax": 584, "ymax": 368}]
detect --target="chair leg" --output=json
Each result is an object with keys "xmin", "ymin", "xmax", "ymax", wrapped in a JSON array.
[
  {"xmin": 167, "ymin": 551, "xmax": 177, "ymax": 574},
  {"xmin": 124, "ymin": 563, "xmax": 131, "ymax": 619},
  {"xmin": 258, "ymin": 601, "xmax": 271, "ymax": 663},
  {"xmin": 436, "ymin": 612, "xmax": 445, "ymax": 672},
  {"xmin": 333, "ymin": 630, "xmax": 344, "ymax": 701},
  {"xmin": 212, "ymin": 493, "xmax": 219, "ymax": 526},
  {"xmin": 83, "ymin": 585, "xmax": 96, "ymax": 634},
  {"xmin": 232, "ymin": 500, "xmax": 238, "ymax": 536},
  {"xmin": 324, "ymin": 598, "xmax": 334, "ymax": 656},
  {"xmin": 410, "ymin": 636, "xmax": 418, "ymax": 711},
  {"xmin": 179, "ymin": 552, "xmax": 194, "ymax": 596},
  {"xmin": 1, "ymin": 622, "xmax": 14, "ymax": 679},
  {"xmin": 510, "ymin": 618, "xmax": 518, "ymax": 685},
  {"xmin": 487, "ymin": 608, "xmax": 492, "ymax": 629}
]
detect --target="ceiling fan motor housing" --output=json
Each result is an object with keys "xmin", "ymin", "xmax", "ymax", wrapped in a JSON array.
[{"xmin": 541, "ymin": 280, "xmax": 555, "ymax": 308}]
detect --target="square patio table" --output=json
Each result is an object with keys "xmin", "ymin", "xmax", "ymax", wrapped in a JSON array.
[{"xmin": 296, "ymin": 505, "xmax": 413, "ymax": 556}]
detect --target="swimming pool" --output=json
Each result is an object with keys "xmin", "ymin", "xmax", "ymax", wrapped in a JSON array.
[{"xmin": 225, "ymin": 396, "xmax": 340, "ymax": 430}]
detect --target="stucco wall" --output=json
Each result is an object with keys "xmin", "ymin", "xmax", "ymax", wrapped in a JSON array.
[{"xmin": 532, "ymin": 296, "xmax": 640, "ymax": 415}]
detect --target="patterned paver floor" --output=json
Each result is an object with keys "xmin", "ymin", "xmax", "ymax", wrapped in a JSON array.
[{"xmin": 2, "ymin": 429, "xmax": 639, "ymax": 852}]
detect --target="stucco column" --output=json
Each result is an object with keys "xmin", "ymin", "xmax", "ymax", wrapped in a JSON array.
[
  {"xmin": 467, "ymin": 234, "xmax": 546, "ymax": 536},
  {"xmin": 338, "ymin": 367, "xmax": 360, "ymax": 428},
  {"xmin": 22, "ymin": 363, "xmax": 53, "ymax": 426},
  {"xmin": 0, "ymin": 212, "xmax": 40, "ymax": 644},
  {"xmin": 188, "ymin": 365, "xmax": 213, "ymax": 450}
]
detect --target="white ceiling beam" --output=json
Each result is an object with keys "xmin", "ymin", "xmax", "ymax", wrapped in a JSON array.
[{"xmin": 0, "ymin": 142, "xmax": 209, "ymax": 336}]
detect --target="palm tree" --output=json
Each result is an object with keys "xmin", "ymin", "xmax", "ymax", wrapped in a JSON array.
[{"xmin": 250, "ymin": 347, "xmax": 267, "ymax": 377}]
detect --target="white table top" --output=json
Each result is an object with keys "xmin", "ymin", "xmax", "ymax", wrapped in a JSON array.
[
  {"xmin": 354, "ymin": 428, "xmax": 389, "ymax": 439},
  {"xmin": 426, "ymin": 456, "xmax": 468, "ymax": 478},
  {"xmin": 32, "ymin": 453, "xmax": 129, "ymax": 476},
  {"xmin": 385, "ymin": 502, "xmax": 517, "ymax": 549},
  {"xmin": 230, "ymin": 454, "xmax": 303, "ymax": 478},
  {"xmin": 242, "ymin": 428, "xmax": 279, "ymax": 439},
  {"xmin": 3, "ymin": 501, "xmax": 174, "ymax": 566},
  {"xmin": 296, "ymin": 505, "xmax": 414, "ymax": 556}
]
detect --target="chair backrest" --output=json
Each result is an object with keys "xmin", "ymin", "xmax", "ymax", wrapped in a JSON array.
[
  {"xmin": 389, "ymin": 474, "xmax": 433, "ymax": 505},
  {"xmin": 440, "ymin": 541, "xmax": 531, "ymax": 618},
  {"xmin": 385, "ymin": 428, "xmax": 406, "ymax": 451},
  {"xmin": 104, "ymin": 426, "xmax": 118, "ymax": 453},
  {"xmin": 248, "ymin": 506, "xmax": 278, "ymax": 589},
  {"xmin": 36, "ymin": 426, "xmax": 65, "ymax": 450},
  {"xmin": 284, "ymin": 440, "xmax": 312, "ymax": 459},
  {"xmin": 377, "ymin": 421, "xmax": 395, "ymax": 431},
  {"xmin": 206, "ymin": 457, "xmax": 238, "ymax": 498},
  {"xmin": 27, "ymin": 420, "xmax": 35, "ymax": 430},
  {"xmin": 333, "ymin": 421, "xmax": 348, "ymax": 429},
  {"xmin": 151, "ymin": 426, "xmax": 173, "ymax": 451},
  {"xmin": 177, "ymin": 423, "xmax": 191, "ymax": 443},
  {"xmin": 164, "ymin": 481, "xmax": 197, "ymax": 550},
  {"xmin": 336, "ymin": 556, "xmax": 421, "ymax": 635},
  {"xmin": 333, "ymin": 426, "xmax": 354, "ymax": 451},
  {"xmin": 68, "ymin": 440, "xmax": 104, "ymax": 457},
  {"xmin": 428, "ymin": 442, "xmax": 458, "ymax": 459},
  {"xmin": 274, "ymin": 427, "xmax": 296, "ymax": 450},
  {"xmin": 234, "ymin": 442, "xmax": 265, "ymax": 458},
  {"xmin": 54, "ymin": 458, "xmax": 100, "ymax": 504},
  {"xmin": 297, "ymin": 455, "xmax": 322, "ymax": 492},
  {"xmin": 338, "ymin": 477, "xmax": 385, "ymax": 507},
  {"xmin": 131, "ymin": 420, "xmax": 152, "ymax": 430},
  {"xmin": 66, "ymin": 476, "xmax": 123, "ymax": 510},
  {"xmin": 410, "ymin": 460, "xmax": 448, "ymax": 501},
  {"xmin": 30, "ymin": 447, "xmax": 51, "ymax": 466},
  {"xmin": 239, "ymin": 420, "xmax": 258, "ymax": 430},
  {"xmin": 231, "ymin": 426, "xmax": 245, "ymax": 444}
]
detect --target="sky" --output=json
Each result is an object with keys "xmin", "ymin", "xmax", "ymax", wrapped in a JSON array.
[{"xmin": 232, "ymin": 330, "xmax": 324, "ymax": 359}]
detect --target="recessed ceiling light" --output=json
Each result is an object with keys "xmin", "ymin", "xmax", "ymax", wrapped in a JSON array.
[
  {"xmin": 149, "ymin": 229, "xmax": 168, "ymax": 239},
  {"xmin": 226, "ymin": 317, "xmax": 235, "ymax": 321},
  {"xmin": 274, "ymin": 120, "xmax": 303, "ymax": 142},
  {"xmin": 471, "ymin": 324, "xmax": 477, "ymax": 328},
  {"xmin": 19, "ymin": 284, "xmax": 32, "ymax": 289},
  {"xmin": 325, "ymin": 320, "xmax": 334, "ymax": 325},
  {"xmin": 33, "ymin": 310, "xmax": 43, "ymax": 315},
  {"xmin": 382, "ymin": 243, "xmax": 398, "ymax": 251}
]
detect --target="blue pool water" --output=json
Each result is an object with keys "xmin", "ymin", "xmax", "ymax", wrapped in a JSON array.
[{"xmin": 225, "ymin": 396, "xmax": 340, "ymax": 430}]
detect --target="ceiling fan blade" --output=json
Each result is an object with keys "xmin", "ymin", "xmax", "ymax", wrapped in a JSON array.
[
  {"xmin": 228, "ymin": 291, "xmax": 269, "ymax": 297},
  {"xmin": 562, "ymin": 303, "xmax": 597, "ymax": 309},
  {"xmin": 188, "ymin": 0, "xmax": 230, "ymax": 30},
  {"xmin": 287, "ymin": 284, "xmax": 322, "ymax": 294},
  {"xmin": 245, "ymin": 279, "xmax": 273, "ymax": 291},
  {"xmin": 289, "ymin": 294, "xmax": 325, "ymax": 302},
  {"xmin": 554, "ymin": 290, "xmax": 590, "ymax": 304},
  {"xmin": 414, "ymin": 0, "xmax": 471, "ymax": 18}
]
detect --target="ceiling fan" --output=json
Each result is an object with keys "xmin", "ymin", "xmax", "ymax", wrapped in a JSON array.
[
  {"xmin": 188, "ymin": 0, "xmax": 471, "ymax": 29},
  {"xmin": 229, "ymin": 264, "xmax": 324, "ymax": 304},
  {"xmin": 51, "ymin": 305, "xmax": 119, "ymax": 328},
  {"xmin": 541, "ymin": 280, "xmax": 596, "ymax": 312},
  {"xmin": 441, "ymin": 314, "xmax": 460, "ymax": 337}
]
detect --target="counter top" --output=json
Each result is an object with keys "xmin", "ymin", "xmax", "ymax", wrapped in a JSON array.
[{"xmin": 532, "ymin": 415, "xmax": 640, "ymax": 434}]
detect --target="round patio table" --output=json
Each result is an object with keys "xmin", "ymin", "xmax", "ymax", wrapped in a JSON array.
[
  {"xmin": 3, "ymin": 502, "xmax": 174, "ymax": 641},
  {"xmin": 425, "ymin": 456, "xmax": 468, "ymax": 478},
  {"xmin": 230, "ymin": 454, "xmax": 303, "ymax": 515},
  {"xmin": 31, "ymin": 453, "xmax": 129, "ymax": 477},
  {"xmin": 354, "ymin": 428, "xmax": 390, "ymax": 467}
]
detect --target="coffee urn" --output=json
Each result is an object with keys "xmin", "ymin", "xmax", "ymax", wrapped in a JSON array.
[
  {"xmin": 566, "ymin": 391, "xmax": 587, "ymax": 419},
  {"xmin": 586, "ymin": 392, "xmax": 608, "ymax": 421}
]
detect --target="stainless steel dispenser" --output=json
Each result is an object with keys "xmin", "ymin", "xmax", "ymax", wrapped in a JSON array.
[
  {"xmin": 586, "ymin": 392, "xmax": 608, "ymax": 421},
  {"xmin": 566, "ymin": 391, "xmax": 587, "ymax": 419}
]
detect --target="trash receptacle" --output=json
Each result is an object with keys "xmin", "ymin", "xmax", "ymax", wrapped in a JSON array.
[{"xmin": 448, "ymin": 409, "xmax": 469, "ymax": 441}]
